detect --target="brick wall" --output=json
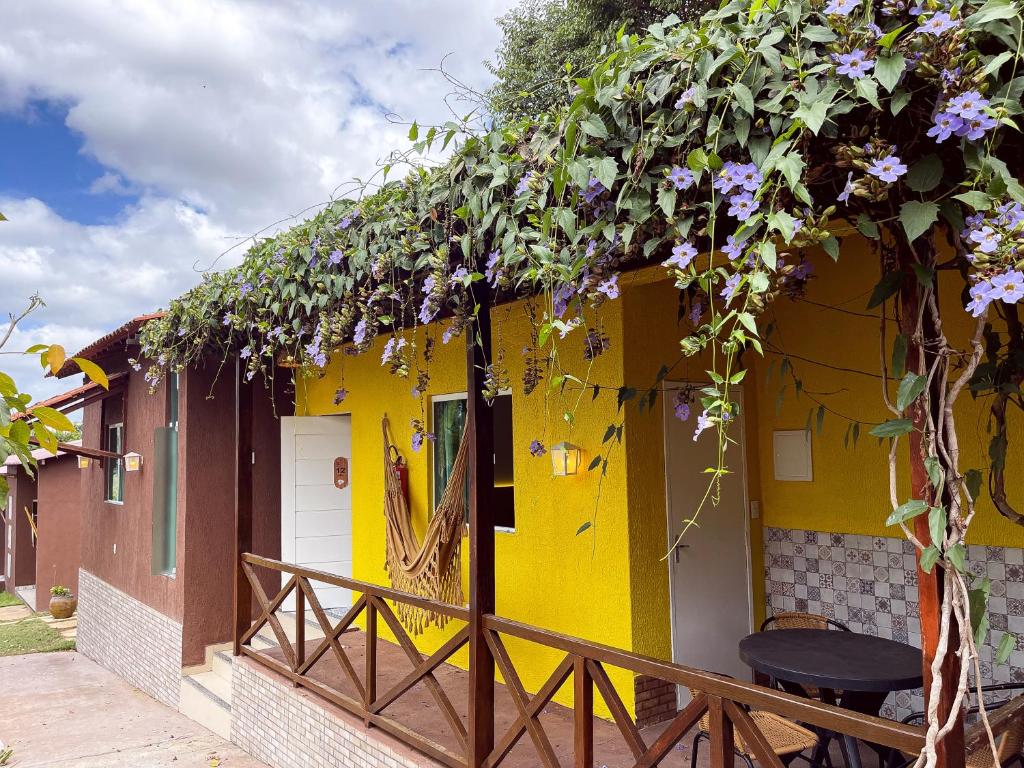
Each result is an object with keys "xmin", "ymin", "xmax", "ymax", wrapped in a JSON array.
[
  {"xmin": 765, "ymin": 526, "xmax": 1024, "ymax": 720},
  {"xmin": 77, "ymin": 569, "xmax": 182, "ymax": 707},
  {"xmin": 634, "ymin": 674, "xmax": 677, "ymax": 729},
  {"xmin": 232, "ymin": 658, "xmax": 432, "ymax": 768}
]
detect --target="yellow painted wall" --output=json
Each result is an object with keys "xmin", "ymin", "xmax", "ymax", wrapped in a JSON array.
[
  {"xmin": 758, "ymin": 235, "xmax": 1024, "ymax": 548},
  {"xmin": 296, "ymin": 299, "xmax": 639, "ymax": 717}
]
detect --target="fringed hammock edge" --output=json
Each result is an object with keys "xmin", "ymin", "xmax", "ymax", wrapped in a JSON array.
[{"xmin": 382, "ymin": 415, "xmax": 468, "ymax": 635}]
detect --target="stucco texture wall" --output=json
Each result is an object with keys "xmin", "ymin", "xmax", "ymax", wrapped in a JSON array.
[
  {"xmin": 35, "ymin": 455, "xmax": 82, "ymax": 610},
  {"xmin": 758, "ymin": 235, "xmax": 1024, "ymax": 548},
  {"xmin": 296, "ymin": 298, "xmax": 637, "ymax": 717}
]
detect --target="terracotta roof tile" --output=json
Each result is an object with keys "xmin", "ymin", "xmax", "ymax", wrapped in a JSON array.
[{"xmin": 55, "ymin": 312, "xmax": 165, "ymax": 378}]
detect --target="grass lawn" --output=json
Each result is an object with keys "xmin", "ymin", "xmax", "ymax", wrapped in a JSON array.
[
  {"xmin": 0, "ymin": 591, "xmax": 22, "ymax": 608},
  {"xmin": 0, "ymin": 618, "xmax": 75, "ymax": 656}
]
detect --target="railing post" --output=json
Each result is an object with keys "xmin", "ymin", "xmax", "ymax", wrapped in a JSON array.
[
  {"xmin": 233, "ymin": 358, "xmax": 254, "ymax": 656},
  {"xmin": 708, "ymin": 695, "xmax": 734, "ymax": 768},
  {"xmin": 364, "ymin": 595, "xmax": 377, "ymax": 724},
  {"xmin": 467, "ymin": 284, "xmax": 496, "ymax": 767},
  {"xmin": 574, "ymin": 656, "xmax": 593, "ymax": 768},
  {"xmin": 294, "ymin": 581, "xmax": 305, "ymax": 686}
]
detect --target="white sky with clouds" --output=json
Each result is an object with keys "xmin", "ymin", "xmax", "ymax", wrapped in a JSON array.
[{"xmin": 0, "ymin": 0, "xmax": 516, "ymax": 400}]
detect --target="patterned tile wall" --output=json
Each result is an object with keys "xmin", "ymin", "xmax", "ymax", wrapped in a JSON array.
[{"xmin": 764, "ymin": 527, "xmax": 1024, "ymax": 720}]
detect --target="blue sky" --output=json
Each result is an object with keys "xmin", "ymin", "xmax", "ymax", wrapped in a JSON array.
[
  {"xmin": 0, "ymin": 0, "xmax": 515, "ymax": 401},
  {"xmin": 0, "ymin": 100, "xmax": 139, "ymax": 224}
]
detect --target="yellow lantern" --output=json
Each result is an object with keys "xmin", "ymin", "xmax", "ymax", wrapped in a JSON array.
[
  {"xmin": 550, "ymin": 441, "xmax": 581, "ymax": 477},
  {"xmin": 123, "ymin": 452, "xmax": 144, "ymax": 472}
]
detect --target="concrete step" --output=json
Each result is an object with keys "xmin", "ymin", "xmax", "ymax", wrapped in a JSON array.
[
  {"xmin": 212, "ymin": 650, "xmax": 233, "ymax": 683},
  {"xmin": 179, "ymin": 671, "xmax": 231, "ymax": 740}
]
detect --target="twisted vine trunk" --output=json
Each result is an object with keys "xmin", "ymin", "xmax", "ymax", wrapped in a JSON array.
[{"xmin": 898, "ymin": 240, "xmax": 965, "ymax": 768}]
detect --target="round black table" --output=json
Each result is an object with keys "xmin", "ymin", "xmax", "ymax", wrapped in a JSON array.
[{"xmin": 739, "ymin": 629, "xmax": 923, "ymax": 768}]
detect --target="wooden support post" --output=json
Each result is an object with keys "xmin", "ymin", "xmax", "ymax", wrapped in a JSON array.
[
  {"xmin": 574, "ymin": 656, "xmax": 594, "ymax": 768},
  {"xmin": 365, "ymin": 596, "xmax": 378, "ymax": 724},
  {"xmin": 708, "ymin": 695, "xmax": 734, "ymax": 768},
  {"xmin": 233, "ymin": 359, "xmax": 254, "ymax": 656},
  {"xmin": 899, "ymin": 252, "xmax": 965, "ymax": 768},
  {"xmin": 294, "ymin": 583, "xmax": 305, "ymax": 686},
  {"xmin": 467, "ymin": 286, "xmax": 496, "ymax": 768}
]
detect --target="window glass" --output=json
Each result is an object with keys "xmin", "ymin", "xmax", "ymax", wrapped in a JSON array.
[{"xmin": 105, "ymin": 423, "xmax": 124, "ymax": 503}]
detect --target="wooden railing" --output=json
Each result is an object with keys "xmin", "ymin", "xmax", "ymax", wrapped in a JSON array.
[{"xmin": 236, "ymin": 555, "xmax": 926, "ymax": 768}]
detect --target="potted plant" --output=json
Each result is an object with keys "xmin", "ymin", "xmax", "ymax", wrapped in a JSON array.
[{"xmin": 49, "ymin": 585, "xmax": 76, "ymax": 619}]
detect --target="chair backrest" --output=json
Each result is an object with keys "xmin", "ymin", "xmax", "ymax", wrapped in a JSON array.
[
  {"xmin": 966, "ymin": 694, "xmax": 1024, "ymax": 764},
  {"xmin": 760, "ymin": 611, "xmax": 850, "ymax": 632}
]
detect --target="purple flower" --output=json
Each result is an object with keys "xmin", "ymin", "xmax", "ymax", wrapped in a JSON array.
[
  {"xmin": 665, "ymin": 241, "xmax": 698, "ymax": 270},
  {"xmin": 867, "ymin": 155, "xmax": 908, "ymax": 183},
  {"xmin": 727, "ymin": 192, "xmax": 760, "ymax": 221},
  {"xmin": 419, "ymin": 297, "xmax": 437, "ymax": 324},
  {"xmin": 485, "ymin": 249, "xmax": 502, "ymax": 286},
  {"xmin": 240, "ymin": 346, "xmax": 252, "ymax": 359},
  {"xmin": 239, "ymin": 282, "xmax": 253, "ymax": 296},
  {"xmin": 338, "ymin": 209, "xmax": 360, "ymax": 230},
  {"xmin": 582, "ymin": 177, "xmax": 606, "ymax": 205},
  {"xmin": 669, "ymin": 166, "xmax": 695, "ymax": 190},
  {"xmin": 824, "ymin": 0, "xmax": 858, "ymax": 14},
  {"xmin": 996, "ymin": 202, "xmax": 1024, "ymax": 229},
  {"xmin": 946, "ymin": 91, "xmax": 989, "ymax": 120},
  {"xmin": 965, "ymin": 281, "xmax": 993, "ymax": 317},
  {"xmin": 449, "ymin": 266, "xmax": 469, "ymax": 286},
  {"xmin": 381, "ymin": 336, "xmax": 407, "ymax": 366},
  {"xmin": 411, "ymin": 430, "xmax": 435, "ymax": 452},
  {"xmin": 689, "ymin": 302, "xmax": 703, "ymax": 325},
  {"xmin": 838, "ymin": 172, "xmax": 855, "ymax": 203},
  {"xmin": 515, "ymin": 173, "xmax": 532, "ymax": 195},
  {"xmin": 792, "ymin": 257, "xmax": 814, "ymax": 280},
  {"xmin": 333, "ymin": 388, "xmax": 348, "ymax": 405},
  {"xmin": 328, "ymin": 249, "xmax": 343, "ymax": 265},
  {"xmin": 675, "ymin": 87, "xmax": 696, "ymax": 108},
  {"xmin": 693, "ymin": 410, "xmax": 713, "ymax": 441},
  {"xmin": 835, "ymin": 50, "xmax": 874, "ymax": 79},
  {"xmin": 529, "ymin": 439, "xmax": 547, "ymax": 457},
  {"xmin": 553, "ymin": 283, "xmax": 575, "ymax": 318},
  {"xmin": 597, "ymin": 275, "xmax": 620, "ymax": 300},
  {"xmin": 956, "ymin": 114, "xmax": 998, "ymax": 141},
  {"xmin": 586, "ymin": 239, "xmax": 597, "ymax": 259},
  {"xmin": 990, "ymin": 270, "xmax": 1024, "ymax": 304},
  {"xmin": 919, "ymin": 11, "xmax": 959, "ymax": 35},
  {"xmin": 723, "ymin": 234, "xmax": 746, "ymax": 260},
  {"xmin": 222, "ymin": 314, "xmax": 233, "ymax": 326},
  {"xmin": 927, "ymin": 112, "xmax": 964, "ymax": 143},
  {"xmin": 674, "ymin": 391, "xmax": 691, "ymax": 421},
  {"xmin": 353, "ymin": 318, "xmax": 369, "ymax": 346},
  {"xmin": 734, "ymin": 163, "xmax": 763, "ymax": 192},
  {"xmin": 721, "ymin": 272, "xmax": 742, "ymax": 303},
  {"xmin": 941, "ymin": 68, "xmax": 961, "ymax": 88},
  {"xmin": 969, "ymin": 226, "xmax": 1002, "ymax": 254},
  {"xmin": 422, "ymin": 275, "xmax": 436, "ymax": 294}
]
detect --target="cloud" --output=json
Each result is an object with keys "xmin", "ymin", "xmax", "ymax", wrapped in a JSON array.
[{"xmin": 0, "ymin": 0, "xmax": 516, "ymax": 401}]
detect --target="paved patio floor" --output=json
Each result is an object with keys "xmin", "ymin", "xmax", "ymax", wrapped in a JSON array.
[{"xmin": 0, "ymin": 652, "xmax": 267, "ymax": 768}]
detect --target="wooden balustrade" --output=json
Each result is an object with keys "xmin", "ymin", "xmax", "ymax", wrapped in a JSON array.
[{"xmin": 236, "ymin": 554, "xmax": 928, "ymax": 768}]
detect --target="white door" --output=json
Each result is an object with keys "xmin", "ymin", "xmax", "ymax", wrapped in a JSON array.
[
  {"xmin": 664, "ymin": 383, "xmax": 753, "ymax": 702},
  {"xmin": 281, "ymin": 416, "xmax": 353, "ymax": 613}
]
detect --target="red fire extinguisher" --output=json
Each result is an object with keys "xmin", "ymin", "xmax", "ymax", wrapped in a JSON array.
[{"xmin": 389, "ymin": 445, "xmax": 409, "ymax": 502}]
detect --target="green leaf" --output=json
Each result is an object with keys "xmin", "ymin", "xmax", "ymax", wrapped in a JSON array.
[
  {"xmin": 30, "ymin": 406, "xmax": 75, "ymax": 433},
  {"xmin": 906, "ymin": 155, "xmax": 943, "ymax": 193},
  {"xmin": 869, "ymin": 419, "xmax": 913, "ymax": 438},
  {"xmin": 768, "ymin": 211, "xmax": 797, "ymax": 242},
  {"xmin": 855, "ymin": 78, "xmax": 880, "ymax": 109},
  {"xmin": 996, "ymin": 632, "xmax": 1016, "ymax": 664},
  {"xmin": 924, "ymin": 456, "xmax": 942, "ymax": 490},
  {"xmin": 878, "ymin": 23, "xmax": 909, "ymax": 48},
  {"xmin": 953, "ymin": 191, "xmax": 992, "ymax": 211},
  {"xmin": 886, "ymin": 499, "xmax": 928, "ymax": 526},
  {"xmin": 890, "ymin": 89, "xmax": 911, "ymax": 116},
  {"xmin": 875, "ymin": 54, "xmax": 905, "ymax": 93},
  {"xmin": 947, "ymin": 543, "xmax": 967, "ymax": 574},
  {"xmin": 408, "ymin": 121, "xmax": 418, "ymax": 141},
  {"xmin": 965, "ymin": 469, "xmax": 983, "ymax": 501},
  {"xmin": 899, "ymin": 200, "xmax": 939, "ymax": 242},
  {"xmin": 928, "ymin": 505, "xmax": 947, "ymax": 551},
  {"xmin": 969, "ymin": 579, "xmax": 991, "ymax": 645},
  {"xmin": 576, "ymin": 521, "xmax": 592, "ymax": 535},
  {"xmin": 580, "ymin": 114, "xmax": 608, "ymax": 139},
  {"xmin": 658, "ymin": 188, "xmax": 677, "ymax": 217},
  {"xmin": 72, "ymin": 357, "xmax": 109, "ymax": 389},
  {"xmin": 892, "ymin": 334, "xmax": 908, "ymax": 378},
  {"xmin": 967, "ymin": 0, "xmax": 1019, "ymax": 26},
  {"xmin": 856, "ymin": 214, "xmax": 880, "ymax": 240},
  {"xmin": 867, "ymin": 272, "xmax": 902, "ymax": 309},
  {"xmin": 732, "ymin": 82, "xmax": 755, "ymax": 115},
  {"xmin": 588, "ymin": 455, "xmax": 602, "ymax": 471},
  {"xmin": 687, "ymin": 148, "xmax": 709, "ymax": 173},
  {"xmin": 920, "ymin": 545, "xmax": 941, "ymax": 574},
  {"xmin": 896, "ymin": 373, "xmax": 926, "ymax": 411},
  {"xmin": 912, "ymin": 263, "xmax": 934, "ymax": 289},
  {"xmin": 775, "ymin": 153, "xmax": 805, "ymax": 189},
  {"xmin": 795, "ymin": 101, "xmax": 828, "ymax": 134},
  {"xmin": 593, "ymin": 156, "xmax": 618, "ymax": 191}
]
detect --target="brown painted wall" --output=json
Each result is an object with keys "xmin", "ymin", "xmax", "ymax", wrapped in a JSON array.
[
  {"xmin": 179, "ymin": 366, "xmax": 283, "ymax": 665},
  {"xmin": 3, "ymin": 468, "xmax": 38, "ymax": 589},
  {"xmin": 35, "ymin": 455, "xmax": 82, "ymax": 611},
  {"xmin": 80, "ymin": 365, "xmax": 185, "ymax": 621}
]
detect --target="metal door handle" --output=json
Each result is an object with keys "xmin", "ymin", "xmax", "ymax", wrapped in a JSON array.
[{"xmin": 673, "ymin": 543, "xmax": 690, "ymax": 563}]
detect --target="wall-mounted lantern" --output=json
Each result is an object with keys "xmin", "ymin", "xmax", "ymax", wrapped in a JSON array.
[
  {"xmin": 77, "ymin": 456, "xmax": 92, "ymax": 470},
  {"xmin": 123, "ymin": 452, "xmax": 144, "ymax": 472},
  {"xmin": 550, "ymin": 441, "xmax": 581, "ymax": 477}
]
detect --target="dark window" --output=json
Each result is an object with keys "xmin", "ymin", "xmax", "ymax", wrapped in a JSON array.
[
  {"xmin": 105, "ymin": 423, "xmax": 124, "ymax": 503},
  {"xmin": 431, "ymin": 392, "xmax": 515, "ymax": 530}
]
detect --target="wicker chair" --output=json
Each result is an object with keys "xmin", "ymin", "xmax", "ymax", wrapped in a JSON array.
[
  {"xmin": 899, "ymin": 684, "xmax": 1024, "ymax": 768},
  {"xmin": 689, "ymin": 689, "xmax": 820, "ymax": 768},
  {"xmin": 760, "ymin": 612, "xmax": 851, "ymax": 633}
]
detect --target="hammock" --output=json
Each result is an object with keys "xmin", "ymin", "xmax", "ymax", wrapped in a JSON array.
[{"xmin": 383, "ymin": 416, "xmax": 468, "ymax": 634}]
